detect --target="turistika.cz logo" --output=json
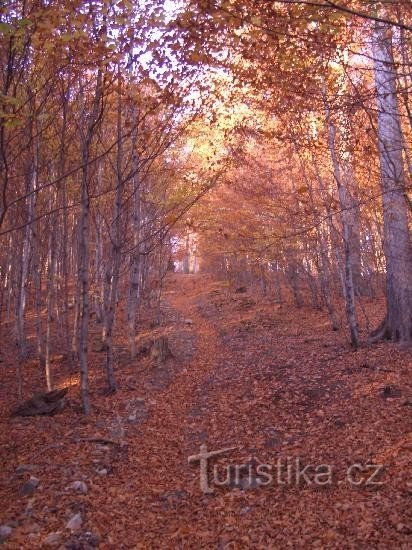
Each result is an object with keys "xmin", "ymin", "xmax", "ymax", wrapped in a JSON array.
[{"xmin": 188, "ymin": 444, "xmax": 385, "ymax": 494}]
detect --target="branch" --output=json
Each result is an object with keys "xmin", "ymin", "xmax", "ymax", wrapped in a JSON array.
[{"xmin": 281, "ymin": 0, "xmax": 412, "ymax": 32}]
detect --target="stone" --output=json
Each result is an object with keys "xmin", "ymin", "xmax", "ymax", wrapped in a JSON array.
[
  {"xmin": 380, "ymin": 385, "xmax": 402, "ymax": 398},
  {"xmin": 126, "ymin": 398, "xmax": 148, "ymax": 425},
  {"xmin": 67, "ymin": 481, "xmax": 88, "ymax": 494},
  {"xmin": 0, "ymin": 525, "xmax": 13, "ymax": 543},
  {"xmin": 29, "ymin": 476, "xmax": 40, "ymax": 487},
  {"xmin": 43, "ymin": 531, "xmax": 63, "ymax": 547},
  {"xmin": 20, "ymin": 477, "xmax": 40, "ymax": 497},
  {"xmin": 16, "ymin": 464, "xmax": 37, "ymax": 475},
  {"xmin": 24, "ymin": 498, "xmax": 35, "ymax": 518},
  {"xmin": 66, "ymin": 513, "xmax": 82, "ymax": 531},
  {"xmin": 21, "ymin": 522, "xmax": 41, "ymax": 535},
  {"xmin": 66, "ymin": 530, "xmax": 100, "ymax": 548}
]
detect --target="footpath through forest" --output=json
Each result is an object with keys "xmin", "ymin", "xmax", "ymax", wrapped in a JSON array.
[{"xmin": 0, "ymin": 274, "xmax": 411, "ymax": 548}]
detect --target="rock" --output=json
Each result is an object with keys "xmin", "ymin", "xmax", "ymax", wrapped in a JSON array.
[
  {"xmin": 24, "ymin": 498, "xmax": 35, "ymax": 518},
  {"xmin": 43, "ymin": 531, "xmax": 63, "ymax": 547},
  {"xmin": 0, "ymin": 525, "xmax": 13, "ymax": 543},
  {"xmin": 20, "ymin": 477, "xmax": 40, "ymax": 497},
  {"xmin": 21, "ymin": 522, "xmax": 41, "ymax": 534},
  {"xmin": 16, "ymin": 464, "xmax": 37, "ymax": 475},
  {"xmin": 184, "ymin": 318, "xmax": 194, "ymax": 325},
  {"xmin": 67, "ymin": 481, "xmax": 88, "ymax": 494},
  {"xmin": 380, "ymin": 385, "xmax": 402, "ymax": 398},
  {"xmin": 334, "ymin": 419, "xmax": 346, "ymax": 428},
  {"xmin": 95, "ymin": 467, "xmax": 108, "ymax": 476},
  {"xmin": 159, "ymin": 489, "xmax": 187, "ymax": 503},
  {"xmin": 127, "ymin": 398, "xmax": 148, "ymax": 425},
  {"xmin": 66, "ymin": 513, "xmax": 82, "ymax": 531},
  {"xmin": 29, "ymin": 476, "xmax": 40, "ymax": 487},
  {"xmin": 66, "ymin": 530, "xmax": 100, "ymax": 548}
]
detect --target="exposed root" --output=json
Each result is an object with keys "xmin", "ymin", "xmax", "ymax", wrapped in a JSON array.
[{"xmin": 369, "ymin": 317, "xmax": 412, "ymax": 345}]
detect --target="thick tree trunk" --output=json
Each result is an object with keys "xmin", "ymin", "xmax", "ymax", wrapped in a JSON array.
[{"xmin": 370, "ymin": 22, "xmax": 412, "ymax": 344}]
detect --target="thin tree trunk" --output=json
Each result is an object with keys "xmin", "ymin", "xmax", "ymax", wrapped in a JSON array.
[
  {"xmin": 103, "ymin": 66, "xmax": 124, "ymax": 392},
  {"xmin": 78, "ymin": 161, "xmax": 92, "ymax": 413},
  {"xmin": 78, "ymin": 68, "xmax": 103, "ymax": 414},
  {"xmin": 33, "ymin": 225, "xmax": 44, "ymax": 373},
  {"xmin": 16, "ymin": 167, "xmax": 36, "ymax": 359},
  {"xmin": 45, "ymin": 214, "xmax": 57, "ymax": 391},
  {"xmin": 325, "ymin": 100, "xmax": 359, "ymax": 348},
  {"xmin": 127, "ymin": 121, "xmax": 141, "ymax": 359}
]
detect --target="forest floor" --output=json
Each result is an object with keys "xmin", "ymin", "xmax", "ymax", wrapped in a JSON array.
[{"xmin": 0, "ymin": 273, "xmax": 411, "ymax": 549}]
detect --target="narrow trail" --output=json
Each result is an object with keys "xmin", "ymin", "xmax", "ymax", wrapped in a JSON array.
[
  {"xmin": 97, "ymin": 274, "xmax": 410, "ymax": 548},
  {"xmin": 1, "ymin": 274, "xmax": 410, "ymax": 548}
]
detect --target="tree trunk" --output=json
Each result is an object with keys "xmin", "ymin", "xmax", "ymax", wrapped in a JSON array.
[
  {"xmin": 16, "ymin": 166, "xmax": 36, "ymax": 359},
  {"xmin": 370, "ymin": 22, "xmax": 412, "ymax": 343},
  {"xmin": 78, "ymin": 160, "xmax": 91, "ymax": 414},
  {"xmin": 325, "ymin": 101, "xmax": 359, "ymax": 348},
  {"xmin": 127, "ymin": 144, "xmax": 141, "ymax": 360},
  {"xmin": 77, "ymin": 68, "xmax": 103, "ymax": 414},
  {"xmin": 45, "ymin": 213, "xmax": 57, "ymax": 391},
  {"xmin": 102, "ymin": 66, "xmax": 123, "ymax": 392}
]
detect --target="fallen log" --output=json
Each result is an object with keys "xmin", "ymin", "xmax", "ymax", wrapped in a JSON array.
[{"xmin": 12, "ymin": 387, "xmax": 69, "ymax": 417}]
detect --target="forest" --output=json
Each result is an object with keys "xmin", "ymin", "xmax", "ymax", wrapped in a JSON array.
[{"xmin": 0, "ymin": 0, "xmax": 411, "ymax": 548}]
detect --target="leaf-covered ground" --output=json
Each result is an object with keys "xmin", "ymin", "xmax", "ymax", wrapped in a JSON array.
[{"xmin": 0, "ymin": 274, "xmax": 411, "ymax": 548}]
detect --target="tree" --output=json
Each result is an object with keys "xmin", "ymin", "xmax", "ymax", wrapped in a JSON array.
[{"xmin": 370, "ymin": 21, "xmax": 412, "ymax": 343}]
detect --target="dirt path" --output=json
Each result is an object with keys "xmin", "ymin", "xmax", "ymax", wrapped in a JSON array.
[
  {"xmin": 112, "ymin": 274, "xmax": 411, "ymax": 548},
  {"xmin": 1, "ymin": 274, "xmax": 411, "ymax": 548}
]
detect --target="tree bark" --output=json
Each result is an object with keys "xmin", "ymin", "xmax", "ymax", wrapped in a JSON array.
[
  {"xmin": 325, "ymin": 100, "xmax": 359, "ymax": 348},
  {"xmin": 370, "ymin": 22, "xmax": 412, "ymax": 343},
  {"xmin": 78, "ymin": 68, "xmax": 103, "ymax": 414},
  {"xmin": 127, "ymin": 129, "xmax": 141, "ymax": 359}
]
